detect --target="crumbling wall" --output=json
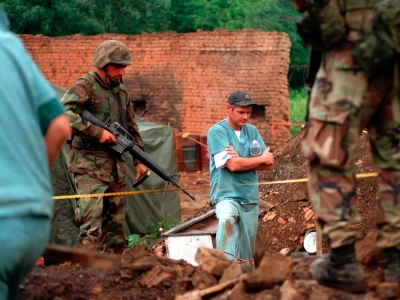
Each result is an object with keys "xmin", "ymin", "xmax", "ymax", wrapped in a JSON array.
[{"xmin": 20, "ymin": 29, "xmax": 291, "ymax": 148}]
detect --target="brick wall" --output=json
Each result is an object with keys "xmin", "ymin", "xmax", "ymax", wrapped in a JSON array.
[{"xmin": 19, "ymin": 29, "xmax": 291, "ymax": 149}]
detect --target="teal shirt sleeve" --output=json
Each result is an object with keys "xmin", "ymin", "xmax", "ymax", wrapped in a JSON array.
[{"xmin": 38, "ymin": 97, "xmax": 66, "ymax": 135}]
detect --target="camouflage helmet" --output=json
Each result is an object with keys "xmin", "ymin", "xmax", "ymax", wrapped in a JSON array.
[{"xmin": 92, "ymin": 40, "xmax": 132, "ymax": 68}]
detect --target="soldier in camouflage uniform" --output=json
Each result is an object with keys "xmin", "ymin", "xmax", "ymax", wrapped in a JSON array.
[
  {"xmin": 294, "ymin": 0, "xmax": 400, "ymax": 293},
  {"xmin": 61, "ymin": 40, "xmax": 147, "ymax": 254}
]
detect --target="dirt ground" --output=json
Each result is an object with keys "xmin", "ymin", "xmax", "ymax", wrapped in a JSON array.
[{"xmin": 20, "ymin": 129, "xmax": 386, "ymax": 300}]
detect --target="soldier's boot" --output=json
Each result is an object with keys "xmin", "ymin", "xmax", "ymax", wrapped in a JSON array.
[
  {"xmin": 310, "ymin": 244, "xmax": 366, "ymax": 293},
  {"xmin": 382, "ymin": 247, "xmax": 400, "ymax": 283}
]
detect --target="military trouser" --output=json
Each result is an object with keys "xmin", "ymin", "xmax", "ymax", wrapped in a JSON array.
[
  {"xmin": 74, "ymin": 172, "xmax": 126, "ymax": 254},
  {"xmin": 302, "ymin": 44, "xmax": 400, "ymax": 249}
]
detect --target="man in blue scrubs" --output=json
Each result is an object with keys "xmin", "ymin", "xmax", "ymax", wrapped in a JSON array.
[{"xmin": 208, "ymin": 90, "xmax": 274, "ymax": 263}]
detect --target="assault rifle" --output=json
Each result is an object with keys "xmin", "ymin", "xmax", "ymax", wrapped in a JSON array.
[
  {"xmin": 304, "ymin": 48, "xmax": 323, "ymax": 121},
  {"xmin": 292, "ymin": 0, "xmax": 323, "ymax": 121},
  {"xmin": 81, "ymin": 110, "xmax": 196, "ymax": 201},
  {"xmin": 305, "ymin": 48, "xmax": 322, "ymax": 96}
]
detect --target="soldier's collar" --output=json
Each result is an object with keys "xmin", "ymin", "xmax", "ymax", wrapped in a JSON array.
[{"xmin": 90, "ymin": 71, "xmax": 120, "ymax": 94}]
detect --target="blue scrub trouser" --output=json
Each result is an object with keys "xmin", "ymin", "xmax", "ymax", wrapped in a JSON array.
[
  {"xmin": 215, "ymin": 200, "xmax": 258, "ymax": 260},
  {"xmin": 0, "ymin": 216, "xmax": 50, "ymax": 300}
]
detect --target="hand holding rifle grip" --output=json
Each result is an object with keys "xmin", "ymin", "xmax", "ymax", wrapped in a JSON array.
[
  {"xmin": 132, "ymin": 169, "xmax": 151, "ymax": 188},
  {"xmin": 125, "ymin": 143, "xmax": 196, "ymax": 200}
]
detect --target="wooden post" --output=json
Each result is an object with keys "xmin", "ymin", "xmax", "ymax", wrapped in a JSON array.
[
  {"xmin": 316, "ymin": 222, "xmax": 323, "ymax": 255},
  {"xmin": 43, "ymin": 244, "xmax": 119, "ymax": 269}
]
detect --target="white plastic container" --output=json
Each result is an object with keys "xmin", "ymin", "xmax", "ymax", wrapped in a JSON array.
[{"xmin": 249, "ymin": 140, "xmax": 261, "ymax": 157}]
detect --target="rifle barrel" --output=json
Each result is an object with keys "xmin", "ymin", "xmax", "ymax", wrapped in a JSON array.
[{"xmin": 127, "ymin": 144, "xmax": 196, "ymax": 201}]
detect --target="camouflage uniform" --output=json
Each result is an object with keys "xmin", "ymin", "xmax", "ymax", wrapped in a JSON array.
[
  {"xmin": 301, "ymin": 6, "xmax": 400, "ymax": 250},
  {"xmin": 61, "ymin": 40, "xmax": 144, "ymax": 254}
]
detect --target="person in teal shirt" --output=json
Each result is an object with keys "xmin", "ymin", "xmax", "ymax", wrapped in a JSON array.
[
  {"xmin": 208, "ymin": 90, "xmax": 274, "ymax": 263},
  {"xmin": 0, "ymin": 6, "xmax": 71, "ymax": 299}
]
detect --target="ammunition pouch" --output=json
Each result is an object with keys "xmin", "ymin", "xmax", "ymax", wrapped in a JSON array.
[
  {"xmin": 351, "ymin": 0, "xmax": 400, "ymax": 72},
  {"xmin": 296, "ymin": 0, "xmax": 346, "ymax": 51}
]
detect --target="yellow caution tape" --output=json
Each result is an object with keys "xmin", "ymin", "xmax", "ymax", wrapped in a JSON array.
[
  {"xmin": 52, "ymin": 187, "xmax": 184, "ymax": 200},
  {"xmin": 52, "ymin": 172, "xmax": 380, "ymax": 200},
  {"xmin": 355, "ymin": 172, "xmax": 379, "ymax": 178}
]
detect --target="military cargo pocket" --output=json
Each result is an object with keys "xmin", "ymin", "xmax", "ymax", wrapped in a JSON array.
[
  {"xmin": 302, "ymin": 118, "xmax": 354, "ymax": 168},
  {"xmin": 308, "ymin": 49, "xmax": 367, "ymax": 125},
  {"xmin": 74, "ymin": 150, "xmax": 109, "ymax": 172}
]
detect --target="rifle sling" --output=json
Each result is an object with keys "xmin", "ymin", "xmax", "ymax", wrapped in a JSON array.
[{"xmin": 115, "ymin": 92, "xmax": 129, "ymax": 132}]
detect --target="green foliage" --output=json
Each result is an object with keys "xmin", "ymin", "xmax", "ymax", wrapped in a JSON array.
[
  {"xmin": 289, "ymin": 88, "xmax": 308, "ymax": 136},
  {"xmin": 0, "ymin": 0, "xmax": 171, "ymax": 36},
  {"xmin": 1, "ymin": 0, "xmax": 103, "ymax": 36},
  {"xmin": 127, "ymin": 234, "xmax": 148, "ymax": 248},
  {"xmin": 87, "ymin": 0, "xmax": 171, "ymax": 35},
  {"xmin": 126, "ymin": 217, "xmax": 179, "ymax": 248}
]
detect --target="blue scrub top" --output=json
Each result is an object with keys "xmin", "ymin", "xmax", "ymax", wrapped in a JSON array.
[{"xmin": 208, "ymin": 119, "xmax": 266, "ymax": 205}]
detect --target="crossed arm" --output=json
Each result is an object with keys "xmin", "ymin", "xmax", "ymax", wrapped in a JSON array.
[{"xmin": 224, "ymin": 145, "xmax": 274, "ymax": 172}]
